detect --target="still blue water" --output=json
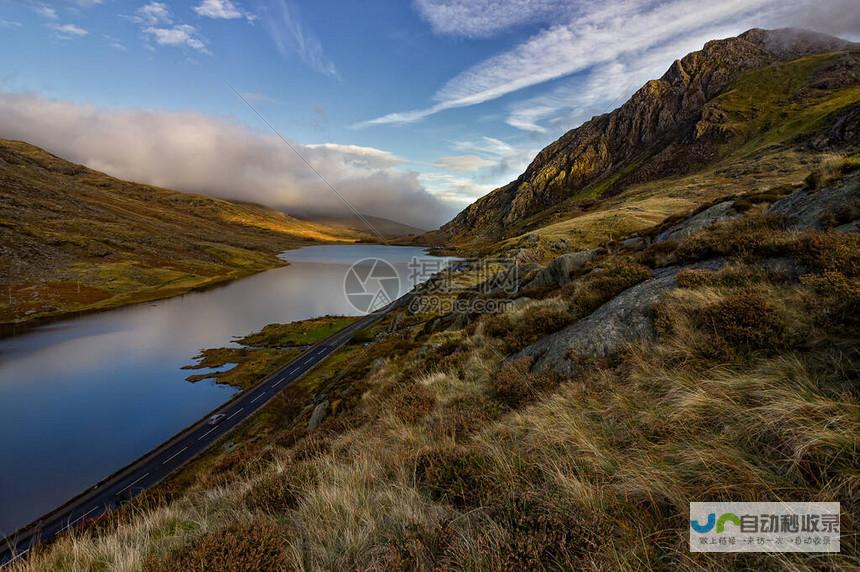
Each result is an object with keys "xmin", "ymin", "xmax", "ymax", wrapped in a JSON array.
[{"xmin": 0, "ymin": 245, "xmax": 448, "ymax": 535}]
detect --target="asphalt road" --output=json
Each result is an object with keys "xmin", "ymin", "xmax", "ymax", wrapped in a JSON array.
[{"xmin": 0, "ymin": 300, "xmax": 403, "ymax": 567}]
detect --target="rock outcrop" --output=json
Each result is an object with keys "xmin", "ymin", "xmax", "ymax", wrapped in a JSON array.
[
  {"xmin": 438, "ymin": 29, "xmax": 859, "ymax": 243},
  {"xmin": 656, "ymin": 201, "xmax": 741, "ymax": 242},
  {"xmin": 768, "ymin": 173, "xmax": 860, "ymax": 230},
  {"xmin": 522, "ymin": 249, "xmax": 602, "ymax": 290},
  {"xmin": 520, "ymin": 260, "xmax": 723, "ymax": 375}
]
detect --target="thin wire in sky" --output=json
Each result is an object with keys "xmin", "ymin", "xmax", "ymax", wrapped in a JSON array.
[{"xmin": 229, "ymin": 86, "xmax": 389, "ymax": 245}]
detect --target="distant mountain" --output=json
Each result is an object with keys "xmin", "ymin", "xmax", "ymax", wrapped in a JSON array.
[
  {"xmin": 299, "ymin": 213, "xmax": 427, "ymax": 239},
  {"xmin": 438, "ymin": 29, "xmax": 860, "ymax": 244},
  {"xmin": 0, "ymin": 139, "xmax": 368, "ymax": 326}
]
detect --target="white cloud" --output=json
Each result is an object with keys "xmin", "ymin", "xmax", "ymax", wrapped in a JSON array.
[
  {"xmin": 0, "ymin": 91, "xmax": 456, "ymax": 228},
  {"xmin": 33, "ymin": 4, "xmax": 58, "ymax": 19},
  {"xmin": 104, "ymin": 34, "xmax": 127, "ymax": 51},
  {"xmin": 452, "ymin": 136, "xmax": 518, "ymax": 158},
  {"xmin": 434, "ymin": 155, "xmax": 497, "ymax": 172},
  {"xmin": 419, "ymin": 136, "xmax": 538, "ymax": 205},
  {"xmin": 128, "ymin": 3, "xmax": 210, "ymax": 54},
  {"xmin": 419, "ymin": 172, "xmax": 496, "ymax": 207},
  {"xmin": 194, "ymin": 0, "xmax": 256, "ymax": 22},
  {"xmin": 143, "ymin": 25, "xmax": 210, "ymax": 54},
  {"xmin": 48, "ymin": 23, "xmax": 89, "ymax": 38},
  {"xmin": 262, "ymin": 0, "xmax": 337, "ymax": 78},
  {"xmin": 305, "ymin": 143, "xmax": 404, "ymax": 167},
  {"xmin": 0, "ymin": 19, "xmax": 23, "ymax": 28},
  {"xmin": 133, "ymin": 2, "xmax": 172, "ymax": 25},
  {"xmin": 73, "ymin": 0, "xmax": 103, "ymax": 6},
  {"xmin": 363, "ymin": 0, "xmax": 846, "ymax": 126}
]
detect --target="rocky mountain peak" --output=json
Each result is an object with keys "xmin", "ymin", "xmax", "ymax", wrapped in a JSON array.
[{"xmin": 438, "ymin": 29, "xmax": 859, "ymax": 244}]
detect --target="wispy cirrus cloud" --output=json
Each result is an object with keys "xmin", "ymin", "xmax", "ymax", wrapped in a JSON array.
[
  {"xmin": 32, "ymin": 3, "xmax": 58, "ymax": 19},
  {"xmin": 363, "ymin": 0, "xmax": 780, "ymax": 126},
  {"xmin": 363, "ymin": 0, "xmax": 860, "ymax": 128},
  {"xmin": 434, "ymin": 155, "xmax": 497, "ymax": 172},
  {"xmin": 506, "ymin": 27, "xmax": 740, "ymax": 134},
  {"xmin": 262, "ymin": 0, "xmax": 337, "ymax": 78},
  {"xmin": 414, "ymin": 0, "xmax": 572, "ymax": 38},
  {"xmin": 48, "ymin": 22, "xmax": 88, "ymax": 38}
]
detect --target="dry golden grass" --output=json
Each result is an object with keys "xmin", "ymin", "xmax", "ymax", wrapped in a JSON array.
[
  {"xmin": 12, "ymin": 217, "xmax": 860, "ymax": 571},
  {"xmin": 0, "ymin": 139, "xmax": 366, "ymax": 326}
]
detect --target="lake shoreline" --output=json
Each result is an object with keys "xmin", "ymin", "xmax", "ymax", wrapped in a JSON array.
[
  {"xmin": 0, "ymin": 245, "xmax": 447, "ymax": 534},
  {"xmin": 0, "ymin": 245, "xmax": 313, "ymax": 340}
]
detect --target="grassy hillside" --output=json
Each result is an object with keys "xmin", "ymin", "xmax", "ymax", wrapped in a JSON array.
[
  {"xmin": 0, "ymin": 139, "xmax": 368, "ymax": 327},
  {"xmin": 12, "ymin": 166, "xmax": 860, "ymax": 571}
]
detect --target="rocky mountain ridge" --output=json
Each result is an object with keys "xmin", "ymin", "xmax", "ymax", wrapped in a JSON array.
[{"xmin": 439, "ymin": 28, "xmax": 860, "ymax": 243}]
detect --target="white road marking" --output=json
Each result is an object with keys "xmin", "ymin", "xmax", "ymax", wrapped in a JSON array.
[
  {"xmin": 118, "ymin": 473, "xmax": 149, "ymax": 495},
  {"xmin": 60, "ymin": 505, "xmax": 99, "ymax": 532},
  {"xmin": 272, "ymin": 378, "xmax": 284, "ymax": 387},
  {"xmin": 161, "ymin": 446, "xmax": 188, "ymax": 465},
  {"xmin": 2, "ymin": 318, "xmax": 389, "ymax": 566},
  {"xmin": 198, "ymin": 426, "xmax": 218, "ymax": 440}
]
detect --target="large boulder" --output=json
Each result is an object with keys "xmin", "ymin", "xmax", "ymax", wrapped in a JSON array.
[
  {"xmin": 520, "ymin": 260, "xmax": 723, "ymax": 376},
  {"xmin": 523, "ymin": 249, "xmax": 602, "ymax": 290},
  {"xmin": 308, "ymin": 400, "xmax": 329, "ymax": 430},
  {"xmin": 656, "ymin": 201, "xmax": 740, "ymax": 242},
  {"xmin": 767, "ymin": 174, "xmax": 860, "ymax": 231}
]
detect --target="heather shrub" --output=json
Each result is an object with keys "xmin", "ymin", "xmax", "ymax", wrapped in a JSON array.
[
  {"xmin": 144, "ymin": 518, "xmax": 286, "ymax": 572},
  {"xmin": 674, "ymin": 215, "xmax": 785, "ymax": 262},
  {"xmin": 636, "ymin": 239, "xmax": 678, "ymax": 267},
  {"xmin": 389, "ymin": 382, "xmax": 436, "ymax": 424},
  {"xmin": 802, "ymin": 271, "xmax": 860, "ymax": 326},
  {"xmin": 491, "ymin": 357, "xmax": 558, "ymax": 408},
  {"xmin": 563, "ymin": 262, "xmax": 652, "ymax": 315},
  {"xmin": 489, "ymin": 494, "xmax": 599, "ymax": 570},
  {"xmin": 243, "ymin": 463, "xmax": 316, "ymax": 513},
  {"xmin": 792, "ymin": 232, "xmax": 860, "ymax": 277},
  {"xmin": 415, "ymin": 446, "xmax": 489, "ymax": 509},
  {"xmin": 697, "ymin": 292, "xmax": 790, "ymax": 352},
  {"xmin": 803, "ymin": 153, "xmax": 859, "ymax": 190},
  {"xmin": 481, "ymin": 298, "xmax": 573, "ymax": 352},
  {"xmin": 676, "ymin": 264, "xmax": 765, "ymax": 289}
]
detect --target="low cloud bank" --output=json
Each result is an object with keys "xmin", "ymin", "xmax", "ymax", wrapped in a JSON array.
[{"xmin": 0, "ymin": 91, "xmax": 454, "ymax": 229}]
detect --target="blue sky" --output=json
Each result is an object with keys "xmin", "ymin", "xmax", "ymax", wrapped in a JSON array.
[{"xmin": 1, "ymin": 0, "xmax": 858, "ymax": 228}]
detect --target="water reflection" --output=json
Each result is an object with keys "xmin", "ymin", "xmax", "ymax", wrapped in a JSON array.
[{"xmin": 0, "ymin": 245, "xmax": 448, "ymax": 535}]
